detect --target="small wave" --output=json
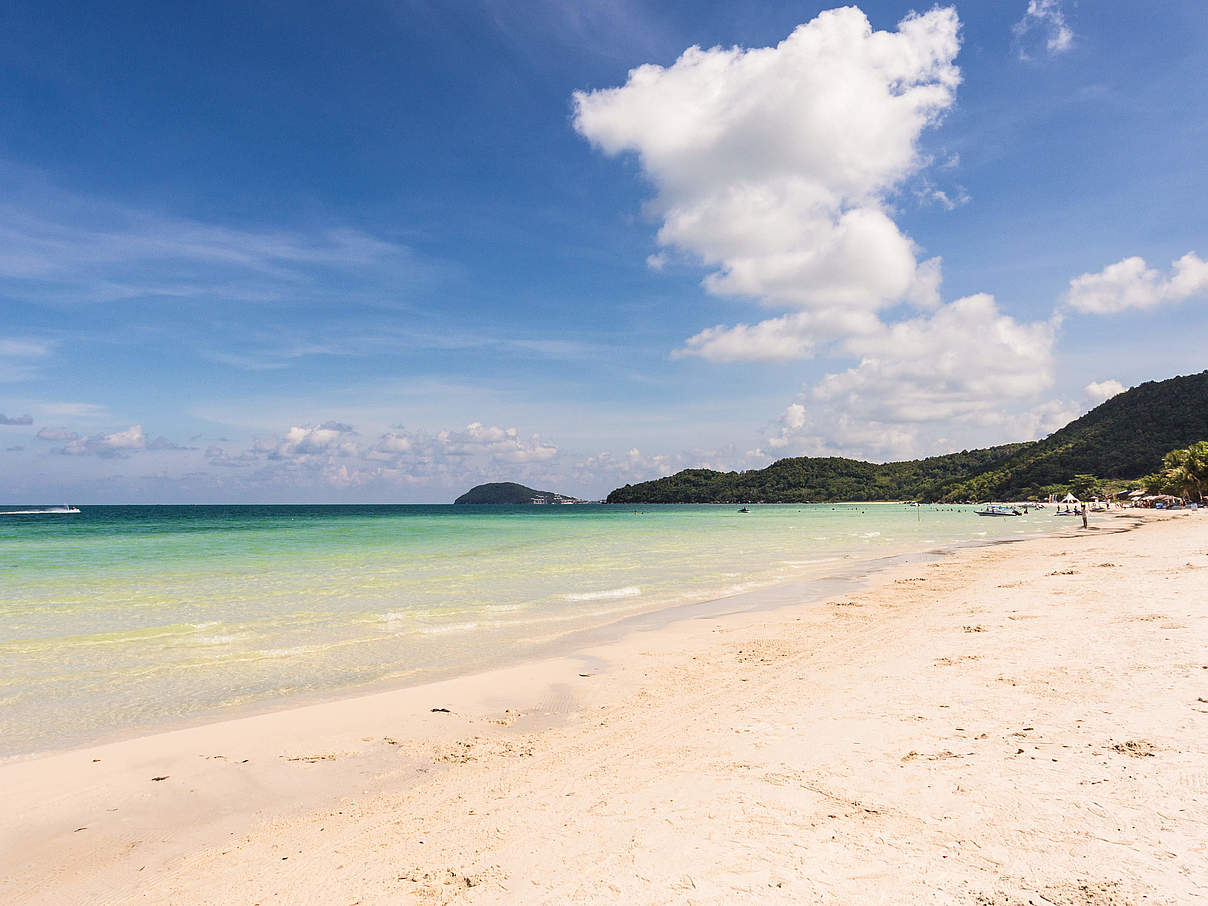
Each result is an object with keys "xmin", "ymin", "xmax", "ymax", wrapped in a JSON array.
[
  {"xmin": 482, "ymin": 603, "xmax": 525, "ymax": 613},
  {"xmin": 416, "ymin": 621, "xmax": 481, "ymax": 635},
  {"xmin": 722, "ymin": 582, "xmax": 758, "ymax": 596},
  {"xmin": 255, "ymin": 645, "xmax": 323, "ymax": 658},
  {"xmin": 560, "ymin": 586, "xmax": 641, "ymax": 601},
  {"xmin": 195, "ymin": 634, "xmax": 244, "ymax": 646}
]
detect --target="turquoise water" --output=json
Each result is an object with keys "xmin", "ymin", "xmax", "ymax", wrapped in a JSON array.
[{"xmin": 0, "ymin": 503, "xmax": 1058, "ymax": 757}]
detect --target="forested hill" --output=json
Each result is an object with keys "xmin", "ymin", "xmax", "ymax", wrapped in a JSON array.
[
  {"xmin": 605, "ymin": 446, "xmax": 1025, "ymax": 504},
  {"xmin": 606, "ymin": 370, "xmax": 1208, "ymax": 504},
  {"xmin": 931, "ymin": 370, "xmax": 1208, "ymax": 500},
  {"xmin": 454, "ymin": 482, "xmax": 580, "ymax": 504}
]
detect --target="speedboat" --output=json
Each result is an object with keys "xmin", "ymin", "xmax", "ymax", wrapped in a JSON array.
[
  {"xmin": 737, "ymin": 507, "xmax": 750, "ymax": 513},
  {"xmin": 0, "ymin": 504, "xmax": 80, "ymax": 515}
]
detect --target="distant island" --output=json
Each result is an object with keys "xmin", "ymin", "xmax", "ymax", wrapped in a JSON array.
[
  {"xmin": 607, "ymin": 370, "xmax": 1208, "ymax": 504},
  {"xmin": 454, "ymin": 482, "xmax": 587, "ymax": 505}
]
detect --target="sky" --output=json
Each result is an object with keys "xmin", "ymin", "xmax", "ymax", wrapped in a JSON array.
[{"xmin": 1, "ymin": 0, "xmax": 1206, "ymax": 503}]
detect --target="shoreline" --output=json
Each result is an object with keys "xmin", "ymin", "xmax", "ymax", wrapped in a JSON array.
[
  {"xmin": 3, "ymin": 509, "xmax": 1204, "ymax": 904},
  {"xmin": 1, "ymin": 506, "xmax": 1057, "ymax": 763},
  {"xmin": 0, "ymin": 543, "xmax": 948, "ymax": 765}
]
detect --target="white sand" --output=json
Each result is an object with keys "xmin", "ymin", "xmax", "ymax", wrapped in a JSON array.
[{"xmin": 2, "ymin": 510, "xmax": 1206, "ymax": 904}]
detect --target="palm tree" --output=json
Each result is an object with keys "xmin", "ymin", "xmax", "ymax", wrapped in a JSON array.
[{"xmin": 1161, "ymin": 441, "xmax": 1208, "ymax": 501}]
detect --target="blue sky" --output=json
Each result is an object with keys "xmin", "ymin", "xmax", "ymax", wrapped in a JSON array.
[{"xmin": 1, "ymin": 0, "xmax": 1206, "ymax": 502}]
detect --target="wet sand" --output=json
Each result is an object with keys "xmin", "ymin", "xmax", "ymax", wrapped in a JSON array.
[{"xmin": 2, "ymin": 509, "xmax": 1205, "ymax": 904}]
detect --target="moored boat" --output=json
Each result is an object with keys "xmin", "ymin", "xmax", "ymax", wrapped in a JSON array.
[{"xmin": 976, "ymin": 504, "xmax": 1020, "ymax": 516}]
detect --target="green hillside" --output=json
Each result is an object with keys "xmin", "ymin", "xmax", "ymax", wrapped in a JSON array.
[
  {"xmin": 454, "ymin": 482, "xmax": 577, "ymax": 504},
  {"xmin": 930, "ymin": 371, "xmax": 1208, "ymax": 500},
  {"xmin": 606, "ymin": 370, "xmax": 1208, "ymax": 504}
]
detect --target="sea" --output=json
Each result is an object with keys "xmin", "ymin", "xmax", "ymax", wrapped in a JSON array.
[{"xmin": 0, "ymin": 503, "xmax": 1060, "ymax": 758}]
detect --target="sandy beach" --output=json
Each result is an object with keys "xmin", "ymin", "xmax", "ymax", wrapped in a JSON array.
[{"xmin": 2, "ymin": 509, "xmax": 1206, "ymax": 905}]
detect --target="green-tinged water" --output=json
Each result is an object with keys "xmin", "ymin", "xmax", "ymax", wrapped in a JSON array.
[{"xmin": 0, "ymin": 503, "xmax": 1058, "ymax": 757}]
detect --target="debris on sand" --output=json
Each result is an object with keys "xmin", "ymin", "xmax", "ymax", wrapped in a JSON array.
[{"xmin": 1109, "ymin": 739, "xmax": 1157, "ymax": 758}]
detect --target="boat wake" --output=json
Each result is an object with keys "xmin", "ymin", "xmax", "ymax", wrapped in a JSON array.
[{"xmin": 0, "ymin": 506, "xmax": 81, "ymax": 515}]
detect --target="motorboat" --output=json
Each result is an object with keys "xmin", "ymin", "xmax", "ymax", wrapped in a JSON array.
[
  {"xmin": 976, "ymin": 504, "xmax": 1020, "ymax": 516},
  {"xmin": 0, "ymin": 504, "xmax": 80, "ymax": 515}
]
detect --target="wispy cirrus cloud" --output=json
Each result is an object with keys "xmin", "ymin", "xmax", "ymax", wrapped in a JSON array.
[
  {"xmin": 0, "ymin": 178, "xmax": 430, "ymax": 309},
  {"xmin": 201, "ymin": 325, "xmax": 624, "ymax": 373},
  {"xmin": 37, "ymin": 402, "xmax": 107, "ymax": 418},
  {"xmin": 0, "ymin": 338, "xmax": 52, "ymax": 382}
]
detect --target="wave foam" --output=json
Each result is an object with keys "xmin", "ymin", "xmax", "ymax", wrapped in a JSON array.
[
  {"xmin": 560, "ymin": 586, "xmax": 641, "ymax": 601},
  {"xmin": 416, "ymin": 621, "xmax": 481, "ymax": 635},
  {"xmin": 255, "ymin": 645, "xmax": 322, "ymax": 658},
  {"xmin": 196, "ymin": 634, "xmax": 243, "ymax": 646}
]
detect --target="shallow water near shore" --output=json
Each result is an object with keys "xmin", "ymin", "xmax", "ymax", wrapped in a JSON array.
[{"xmin": 0, "ymin": 502, "xmax": 1060, "ymax": 757}]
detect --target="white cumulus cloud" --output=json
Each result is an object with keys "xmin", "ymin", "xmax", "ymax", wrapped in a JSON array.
[
  {"xmin": 674, "ymin": 309, "xmax": 884, "ymax": 363},
  {"xmin": 814, "ymin": 295, "xmax": 1056, "ymax": 424},
  {"xmin": 765, "ymin": 294, "xmax": 1059, "ymax": 459},
  {"xmin": 1084, "ymin": 379, "xmax": 1126, "ymax": 405},
  {"xmin": 1066, "ymin": 253, "xmax": 1208, "ymax": 314},
  {"xmin": 36, "ymin": 426, "xmax": 80, "ymax": 442},
  {"xmin": 1012, "ymin": 0, "xmax": 1074, "ymax": 59},
  {"xmin": 267, "ymin": 424, "xmax": 359, "ymax": 459},
  {"xmin": 574, "ymin": 6, "xmax": 961, "ymax": 331},
  {"xmin": 767, "ymin": 402, "xmax": 808, "ymax": 449},
  {"xmin": 576, "ymin": 6, "xmax": 1071, "ymax": 462},
  {"xmin": 214, "ymin": 421, "xmax": 560, "ymax": 490},
  {"xmin": 58, "ymin": 424, "xmax": 148, "ymax": 457}
]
